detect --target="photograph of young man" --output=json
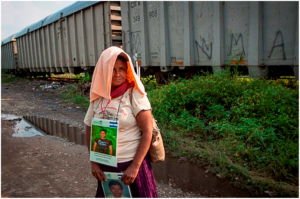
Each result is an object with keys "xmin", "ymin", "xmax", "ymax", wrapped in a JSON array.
[{"xmin": 93, "ymin": 129, "xmax": 113, "ymax": 155}]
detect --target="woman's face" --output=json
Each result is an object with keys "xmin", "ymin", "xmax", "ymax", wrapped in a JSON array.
[
  {"xmin": 111, "ymin": 58, "xmax": 127, "ymax": 90},
  {"xmin": 110, "ymin": 184, "xmax": 123, "ymax": 197}
]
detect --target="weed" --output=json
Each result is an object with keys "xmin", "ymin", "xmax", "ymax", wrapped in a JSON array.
[
  {"xmin": 148, "ymin": 68, "xmax": 299, "ymax": 196},
  {"xmin": 141, "ymin": 75, "xmax": 158, "ymax": 91},
  {"xmin": 61, "ymin": 84, "xmax": 89, "ymax": 110},
  {"xmin": 1, "ymin": 71, "xmax": 21, "ymax": 84}
]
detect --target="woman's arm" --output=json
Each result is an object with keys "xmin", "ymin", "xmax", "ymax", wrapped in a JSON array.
[
  {"xmin": 121, "ymin": 110, "xmax": 153, "ymax": 185},
  {"xmin": 86, "ymin": 125, "xmax": 107, "ymax": 182}
]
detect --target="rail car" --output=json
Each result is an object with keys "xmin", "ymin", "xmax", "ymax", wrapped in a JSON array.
[
  {"xmin": 2, "ymin": 1, "xmax": 122, "ymax": 77},
  {"xmin": 1, "ymin": 1, "xmax": 299, "ymax": 80},
  {"xmin": 1, "ymin": 34, "xmax": 18, "ymax": 73}
]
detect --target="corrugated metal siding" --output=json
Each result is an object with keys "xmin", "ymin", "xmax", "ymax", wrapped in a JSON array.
[
  {"xmin": 43, "ymin": 1, "xmax": 100, "ymax": 26},
  {"xmin": 12, "ymin": 1, "xmax": 118, "ymax": 73},
  {"xmin": 121, "ymin": 1, "xmax": 299, "ymax": 78},
  {"xmin": 1, "ymin": 42, "xmax": 16, "ymax": 70}
]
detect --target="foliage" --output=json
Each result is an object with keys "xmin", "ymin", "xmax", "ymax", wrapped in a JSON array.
[
  {"xmin": 79, "ymin": 72, "xmax": 91, "ymax": 83},
  {"xmin": 61, "ymin": 84, "xmax": 90, "ymax": 110},
  {"xmin": 148, "ymin": 68, "xmax": 299, "ymax": 196},
  {"xmin": 1, "ymin": 71, "xmax": 21, "ymax": 84},
  {"xmin": 141, "ymin": 75, "xmax": 159, "ymax": 91}
]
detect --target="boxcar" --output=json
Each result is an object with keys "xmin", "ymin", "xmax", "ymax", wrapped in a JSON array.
[
  {"xmin": 2, "ymin": 1, "xmax": 299, "ymax": 80},
  {"xmin": 1, "ymin": 34, "xmax": 18, "ymax": 73},
  {"xmin": 121, "ymin": 1, "xmax": 299, "ymax": 80},
  {"xmin": 13, "ymin": 1, "xmax": 122, "ymax": 76}
]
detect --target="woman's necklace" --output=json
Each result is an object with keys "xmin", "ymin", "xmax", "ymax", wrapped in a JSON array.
[
  {"xmin": 100, "ymin": 98, "xmax": 111, "ymax": 118},
  {"xmin": 94, "ymin": 92, "xmax": 125, "ymax": 120}
]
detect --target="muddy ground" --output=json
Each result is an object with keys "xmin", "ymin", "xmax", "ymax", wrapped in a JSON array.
[{"xmin": 1, "ymin": 78, "xmax": 201, "ymax": 198}]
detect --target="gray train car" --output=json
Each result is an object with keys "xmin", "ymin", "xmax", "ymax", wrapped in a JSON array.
[
  {"xmin": 1, "ymin": 34, "xmax": 18, "ymax": 73},
  {"xmin": 14, "ymin": 1, "xmax": 122, "ymax": 75},
  {"xmin": 121, "ymin": 1, "xmax": 299, "ymax": 80}
]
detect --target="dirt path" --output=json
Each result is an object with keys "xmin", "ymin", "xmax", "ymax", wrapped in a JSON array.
[{"xmin": 1, "ymin": 79, "xmax": 201, "ymax": 198}]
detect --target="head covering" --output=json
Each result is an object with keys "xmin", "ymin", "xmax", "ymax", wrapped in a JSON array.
[{"xmin": 90, "ymin": 46, "xmax": 146, "ymax": 102}]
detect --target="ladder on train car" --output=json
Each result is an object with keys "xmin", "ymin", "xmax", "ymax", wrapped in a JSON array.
[{"xmin": 110, "ymin": 1, "xmax": 122, "ymax": 48}]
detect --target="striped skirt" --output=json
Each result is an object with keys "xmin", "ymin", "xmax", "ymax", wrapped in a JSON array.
[{"xmin": 95, "ymin": 155, "xmax": 158, "ymax": 198}]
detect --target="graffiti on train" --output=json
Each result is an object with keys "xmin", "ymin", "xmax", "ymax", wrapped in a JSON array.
[
  {"xmin": 130, "ymin": 31, "xmax": 141, "ymax": 59},
  {"xmin": 228, "ymin": 33, "xmax": 245, "ymax": 57},
  {"xmin": 195, "ymin": 37, "xmax": 213, "ymax": 61},
  {"xmin": 268, "ymin": 31, "xmax": 286, "ymax": 60}
]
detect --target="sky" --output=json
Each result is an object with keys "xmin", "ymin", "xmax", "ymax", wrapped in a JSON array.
[{"xmin": 1, "ymin": 1, "xmax": 76, "ymax": 41}]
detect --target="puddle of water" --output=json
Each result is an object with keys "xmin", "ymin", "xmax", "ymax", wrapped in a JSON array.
[
  {"xmin": 152, "ymin": 153, "xmax": 252, "ymax": 197},
  {"xmin": 2, "ymin": 114, "xmax": 46, "ymax": 137},
  {"xmin": 2, "ymin": 114, "xmax": 20, "ymax": 120},
  {"xmin": 13, "ymin": 118, "xmax": 46, "ymax": 137}
]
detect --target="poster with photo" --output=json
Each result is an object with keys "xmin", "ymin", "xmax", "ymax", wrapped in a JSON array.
[
  {"xmin": 102, "ymin": 172, "xmax": 132, "ymax": 198},
  {"xmin": 90, "ymin": 118, "xmax": 118, "ymax": 167}
]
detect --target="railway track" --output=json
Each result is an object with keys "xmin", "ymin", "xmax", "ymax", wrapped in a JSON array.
[{"xmin": 27, "ymin": 77, "xmax": 80, "ymax": 83}]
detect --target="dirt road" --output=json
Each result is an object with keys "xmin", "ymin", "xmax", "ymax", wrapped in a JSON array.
[{"xmin": 1, "ymin": 79, "xmax": 200, "ymax": 197}]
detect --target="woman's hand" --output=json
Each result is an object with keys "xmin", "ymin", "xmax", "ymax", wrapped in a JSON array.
[
  {"xmin": 121, "ymin": 162, "xmax": 140, "ymax": 185},
  {"xmin": 120, "ymin": 110, "xmax": 153, "ymax": 185},
  {"xmin": 91, "ymin": 162, "xmax": 107, "ymax": 182}
]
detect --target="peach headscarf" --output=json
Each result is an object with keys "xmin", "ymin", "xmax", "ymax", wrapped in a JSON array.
[{"xmin": 90, "ymin": 46, "xmax": 146, "ymax": 102}]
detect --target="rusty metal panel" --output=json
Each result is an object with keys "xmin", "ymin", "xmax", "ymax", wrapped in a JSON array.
[
  {"xmin": 61, "ymin": 123, "xmax": 68, "ymax": 139},
  {"xmin": 20, "ymin": 115, "xmax": 88, "ymax": 146},
  {"xmin": 55, "ymin": 121, "xmax": 62, "ymax": 137},
  {"xmin": 46, "ymin": 119, "xmax": 52, "ymax": 135},
  {"xmin": 67, "ymin": 126, "xmax": 75, "ymax": 142},
  {"xmin": 42, "ymin": 117, "xmax": 47, "ymax": 132},
  {"xmin": 74, "ymin": 127, "xmax": 81, "ymax": 145},
  {"xmin": 81, "ymin": 131, "xmax": 87, "ymax": 146}
]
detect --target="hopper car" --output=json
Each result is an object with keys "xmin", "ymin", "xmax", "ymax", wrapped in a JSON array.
[{"xmin": 1, "ymin": 1, "xmax": 298, "ymax": 81}]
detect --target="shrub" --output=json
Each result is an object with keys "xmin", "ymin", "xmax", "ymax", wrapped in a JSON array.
[{"xmin": 148, "ymin": 68, "xmax": 298, "ymax": 185}]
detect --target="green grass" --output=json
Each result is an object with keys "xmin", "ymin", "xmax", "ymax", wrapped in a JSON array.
[
  {"xmin": 147, "ymin": 69, "xmax": 298, "ymax": 197},
  {"xmin": 61, "ymin": 84, "xmax": 90, "ymax": 110},
  {"xmin": 1, "ymin": 71, "xmax": 21, "ymax": 84}
]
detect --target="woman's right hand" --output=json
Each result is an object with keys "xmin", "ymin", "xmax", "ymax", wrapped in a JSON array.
[{"xmin": 91, "ymin": 161, "xmax": 107, "ymax": 182}]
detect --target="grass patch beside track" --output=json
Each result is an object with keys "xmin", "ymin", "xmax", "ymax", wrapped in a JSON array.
[
  {"xmin": 61, "ymin": 84, "xmax": 90, "ymax": 110},
  {"xmin": 147, "ymin": 69, "xmax": 298, "ymax": 197},
  {"xmin": 1, "ymin": 71, "xmax": 21, "ymax": 84}
]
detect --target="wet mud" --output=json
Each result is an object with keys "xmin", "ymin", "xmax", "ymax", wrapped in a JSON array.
[
  {"xmin": 4, "ymin": 113, "xmax": 252, "ymax": 197},
  {"xmin": 152, "ymin": 153, "xmax": 252, "ymax": 197}
]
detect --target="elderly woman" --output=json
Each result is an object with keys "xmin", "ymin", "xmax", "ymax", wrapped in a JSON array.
[{"xmin": 84, "ymin": 47, "xmax": 158, "ymax": 197}]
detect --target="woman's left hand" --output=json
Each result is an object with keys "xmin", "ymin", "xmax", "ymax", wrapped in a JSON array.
[
  {"xmin": 121, "ymin": 162, "xmax": 140, "ymax": 185},
  {"xmin": 120, "ymin": 110, "xmax": 153, "ymax": 185}
]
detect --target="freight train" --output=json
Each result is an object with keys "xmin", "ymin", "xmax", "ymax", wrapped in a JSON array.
[{"xmin": 1, "ymin": 1, "xmax": 299, "ymax": 81}]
